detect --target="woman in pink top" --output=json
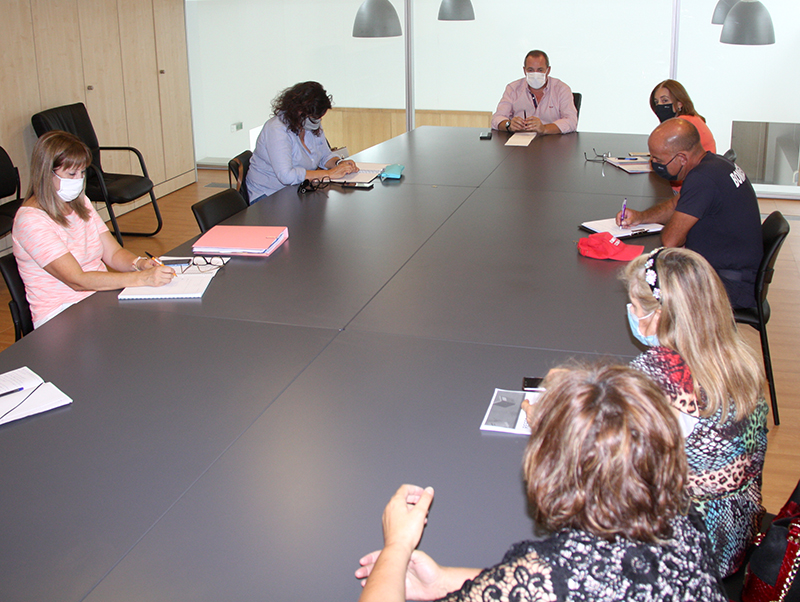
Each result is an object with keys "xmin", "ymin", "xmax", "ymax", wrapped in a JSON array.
[
  {"xmin": 12, "ymin": 131, "xmax": 175, "ymax": 328},
  {"xmin": 650, "ymin": 80, "xmax": 716, "ymax": 154}
]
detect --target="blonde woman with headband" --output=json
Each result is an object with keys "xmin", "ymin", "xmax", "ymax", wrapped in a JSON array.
[
  {"xmin": 356, "ymin": 365, "xmax": 728, "ymax": 602},
  {"xmin": 12, "ymin": 131, "xmax": 175, "ymax": 328},
  {"xmin": 623, "ymin": 247, "xmax": 767, "ymax": 578}
]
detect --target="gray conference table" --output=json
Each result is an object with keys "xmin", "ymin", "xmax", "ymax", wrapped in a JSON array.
[{"xmin": 0, "ymin": 127, "xmax": 671, "ymax": 601}]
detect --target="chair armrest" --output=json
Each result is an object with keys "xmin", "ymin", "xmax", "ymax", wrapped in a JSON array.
[{"xmin": 97, "ymin": 145, "xmax": 151, "ymax": 179}]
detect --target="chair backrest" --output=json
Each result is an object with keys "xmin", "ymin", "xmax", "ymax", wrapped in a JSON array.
[
  {"xmin": 572, "ymin": 92, "xmax": 582, "ymax": 121},
  {"xmin": 0, "ymin": 253, "xmax": 33, "ymax": 340},
  {"xmin": 0, "ymin": 146, "xmax": 21, "ymax": 201},
  {"xmin": 723, "ymin": 148, "xmax": 737, "ymax": 163},
  {"xmin": 31, "ymin": 103, "xmax": 102, "ymax": 172},
  {"xmin": 228, "ymin": 150, "xmax": 252, "ymax": 204},
  {"xmin": 756, "ymin": 211, "xmax": 790, "ymax": 306},
  {"xmin": 191, "ymin": 189, "xmax": 248, "ymax": 234}
]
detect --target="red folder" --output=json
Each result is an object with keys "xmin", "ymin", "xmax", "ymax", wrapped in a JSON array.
[{"xmin": 192, "ymin": 225, "xmax": 288, "ymax": 257}]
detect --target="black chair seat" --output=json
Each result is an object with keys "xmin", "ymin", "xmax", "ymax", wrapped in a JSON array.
[
  {"xmin": 87, "ymin": 173, "xmax": 155, "ymax": 204},
  {"xmin": 734, "ymin": 302, "xmax": 770, "ymax": 329}
]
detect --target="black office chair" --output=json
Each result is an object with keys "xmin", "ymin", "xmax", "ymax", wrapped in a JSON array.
[
  {"xmin": 31, "ymin": 102, "xmax": 163, "ymax": 246},
  {"xmin": 0, "ymin": 253, "xmax": 33, "ymax": 341},
  {"xmin": 228, "ymin": 150, "xmax": 252, "ymax": 205},
  {"xmin": 572, "ymin": 92, "xmax": 582, "ymax": 122},
  {"xmin": 191, "ymin": 188, "xmax": 248, "ymax": 234},
  {"xmin": 723, "ymin": 148, "xmax": 737, "ymax": 162},
  {"xmin": 734, "ymin": 211, "xmax": 790, "ymax": 425},
  {"xmin": 0, "ymin": 146, "xmax": 23, "ymax": 237}
]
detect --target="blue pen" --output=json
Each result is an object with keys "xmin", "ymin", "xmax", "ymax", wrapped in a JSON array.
[
  {"xmin": 0, "ymin": 387, "xmax": 23, "ymax": 399},
  {"xmin": 621, "ymin": 198, "xmax": 627, "ymax": 222}
]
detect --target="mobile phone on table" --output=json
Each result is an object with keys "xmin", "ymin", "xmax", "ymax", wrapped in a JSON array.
[{"xmin": 522, "ymin": 376, "xmax": 544, "ymax": 391}]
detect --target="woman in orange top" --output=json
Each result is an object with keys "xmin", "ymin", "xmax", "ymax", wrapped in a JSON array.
[{"xmin": 650, "ymin": 80, "xmax": 716, "ymax": 154}]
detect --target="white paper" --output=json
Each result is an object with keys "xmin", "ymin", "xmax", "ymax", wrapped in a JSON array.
[
  {"xmin": 0, "ymin": 367, "xmax": 72, "ymax": 426},
  {"xmin": 504, "ymin": 132, "xmax": 537, "ymax": 147},
  {"xmin": 480, "ymin": 388, "xmax": 544, "ymax": 435}
]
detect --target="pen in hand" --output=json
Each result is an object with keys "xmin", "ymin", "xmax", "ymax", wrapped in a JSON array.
[
  {"xmin": 145, "ymin": 252, "xmax": 178, "ymax": 277},
  {"xmin": 621, "ymin": 198, "xmax": 627, "ymax": 227}
]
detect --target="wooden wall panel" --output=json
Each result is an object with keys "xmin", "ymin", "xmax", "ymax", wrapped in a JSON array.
[{"xmin": 322, "ymin": 108, "xmax": 492, "ymax": 156}]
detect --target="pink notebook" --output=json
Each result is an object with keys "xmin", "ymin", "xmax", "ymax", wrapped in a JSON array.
[{"xmin": 192, "ymin": 225, "xmax": 288, "ymax": 257}]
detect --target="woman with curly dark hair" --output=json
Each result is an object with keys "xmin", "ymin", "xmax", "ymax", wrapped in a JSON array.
[{"xmin": 246, "ymin": 81, "xmax": 357, "ymax": 203}]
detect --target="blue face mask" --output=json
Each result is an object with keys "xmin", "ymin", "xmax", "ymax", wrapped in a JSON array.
[{"xmin": 627, "ymin": 303, "xmax": 660, "ymax": 347}]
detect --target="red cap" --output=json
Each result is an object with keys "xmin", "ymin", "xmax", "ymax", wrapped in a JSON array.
[{"xmin": 577, "ymin": 232, "xmax": 644, "ymax": 262}]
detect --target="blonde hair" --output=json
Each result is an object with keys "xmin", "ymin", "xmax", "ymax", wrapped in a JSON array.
[
  {"xmin": 623, "ymin": 248, "xmax": 764, "ymax": 421},
  {"xmin": 523, "ymin": 364, "xmax": 687, "ymax": 543},
  {"xmin": 26, "ymin": 130, "xmax": 92, "ymax": 226}
]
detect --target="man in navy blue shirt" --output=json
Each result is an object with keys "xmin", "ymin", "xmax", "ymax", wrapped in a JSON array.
[{"xmin": 617, "ymin": 118, "xmax": 762, "ymax": 309}]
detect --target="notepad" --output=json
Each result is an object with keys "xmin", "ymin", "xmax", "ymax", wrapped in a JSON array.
[
  {"xmin": 505, "ymin": 132, "xmax": 537, "ymax": 147},
  {"xmin": 606, "ymin": 157, "xmax": 652, "ymax": 174},
  {"xmin": 118, "ymin": 273, "xmax": 216, "ymax": 300},
  {"xmin": 580, "ymin": 218, "xmax": 664, "ymax": 239},
  {"xmin": 192, "ymin": 225, "xmax": 288, "ymax": 256},
  {"xmin": 0, "ymin": 366, "xmax": 72, "ymax": 426},
  {"xmin": 330, "ymin": 163, "xmax": 389, "ymax": 184}
]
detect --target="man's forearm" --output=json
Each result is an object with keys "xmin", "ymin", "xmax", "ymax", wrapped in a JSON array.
[{"xmin": 639, "ymin": 196, "xmax": 679, "ymax": 224}]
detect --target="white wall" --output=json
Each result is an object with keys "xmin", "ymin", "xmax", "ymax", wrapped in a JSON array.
[{"xmin": 185, "ymin": 0, "xmax": 799, "ymax": 164}]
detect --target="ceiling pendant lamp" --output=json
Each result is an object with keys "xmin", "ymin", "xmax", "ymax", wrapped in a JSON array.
[
  {"xmin": 711, "ymin": 0, "xmax": 738, "ymax": 24},
  {"xmin": 720, "ymin": 0, "xmax": 775, "ymax": 45},
  {"xmin": 352, "ymin": 0, "xmax": 402, "ymax": 37},
  {"xmin": 438, "ymin": 0, "xmax": 475, "ymax": 21}
]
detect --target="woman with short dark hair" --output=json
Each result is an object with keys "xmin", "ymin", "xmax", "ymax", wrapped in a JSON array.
[
  {"xmin": 245, "ymin": 81, "xmax": 357, "ymax": 203},
  {"xmin": 355, "ymin": 364, "xmax": 728, "ymax": 602}
]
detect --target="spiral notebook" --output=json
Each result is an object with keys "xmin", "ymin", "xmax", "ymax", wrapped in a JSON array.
[{"xmin": 118, "ymin": 273, "xmax": 215, "ymax": 300}]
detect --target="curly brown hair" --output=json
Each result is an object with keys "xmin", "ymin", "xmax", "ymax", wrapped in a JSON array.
[
  {"xmin": 523, "ymin": 364, "xmax": 687, "ymax": 543},
  {"xmin": 272, "ymin": 81, "xmax": 332, "ymax": 137}
]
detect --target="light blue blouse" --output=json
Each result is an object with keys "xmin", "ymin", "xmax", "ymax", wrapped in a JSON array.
[{"xmin": 245, "ymin": 115, "xmax": 337, "ymax": 203}]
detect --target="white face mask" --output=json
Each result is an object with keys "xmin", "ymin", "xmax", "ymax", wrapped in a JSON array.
[
  {"xmin": 54, "ymin": 174, "xmax": 84, "ymax": 202},
  {"xmin": 303, "ymin": 117, "xmax": 322, "ymax": 132},
  {"xmin": 526, "ymin": 71, "xmax": 547, "ymax": 90}
]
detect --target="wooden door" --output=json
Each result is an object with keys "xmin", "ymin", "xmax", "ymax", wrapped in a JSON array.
[
  {"xmin": 153, "ymin": 0, "xmax": 195, "ymax": 180},
  {"xmin": 117, "ymin": 0, "xmax": 166, "ymax": 183}
]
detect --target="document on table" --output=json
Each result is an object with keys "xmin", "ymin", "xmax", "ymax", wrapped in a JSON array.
[
  {"xmin": 330, "ymin": 163, "xmax": 390, "ymax": 184},
  {"xmin": 606, "ymin": 157, "xmax": 652, "ymax": 174},
  {"xmin": 580, "ymin": 217, "xmax": 664, "ymax": 239},
  {"xmin": 0, "ymin": 366, "xmax": 72, "ymax": 426},
  {"xmin": 479, "ymin": 388, "xmax": 544, "ymax": 435},
  {"xmin": 505, "ymin": 132, "xmax": 537, "ymax": 147},
  {"xmin": 118, "ymin": 273, "xmax": 217, "ymax": 300}
]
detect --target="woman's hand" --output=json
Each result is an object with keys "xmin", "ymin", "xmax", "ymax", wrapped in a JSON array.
[
  {"xmin": 382, "ymin": 484, "xmax": 434, "ymax": 551},
  {"xmin": 357, "ymin": 549, "xmax": 449, "ymax": 601},
  {"xmin": 139, "ymin": 265, "xmax": 177, "ymax": 287},
  {"xmin": 328, "ymin": 159, "xmax": 358, "ymax": 179}
]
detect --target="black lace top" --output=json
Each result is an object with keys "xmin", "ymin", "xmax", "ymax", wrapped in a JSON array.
[{"xmin": 436, "ymin": 515, "xmax": 727, "ymax": 601}]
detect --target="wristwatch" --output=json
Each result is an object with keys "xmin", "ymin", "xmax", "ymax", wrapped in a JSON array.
[{"xmin": 505, "ymin": 120, "xmax": 511, "ymax": 132}]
